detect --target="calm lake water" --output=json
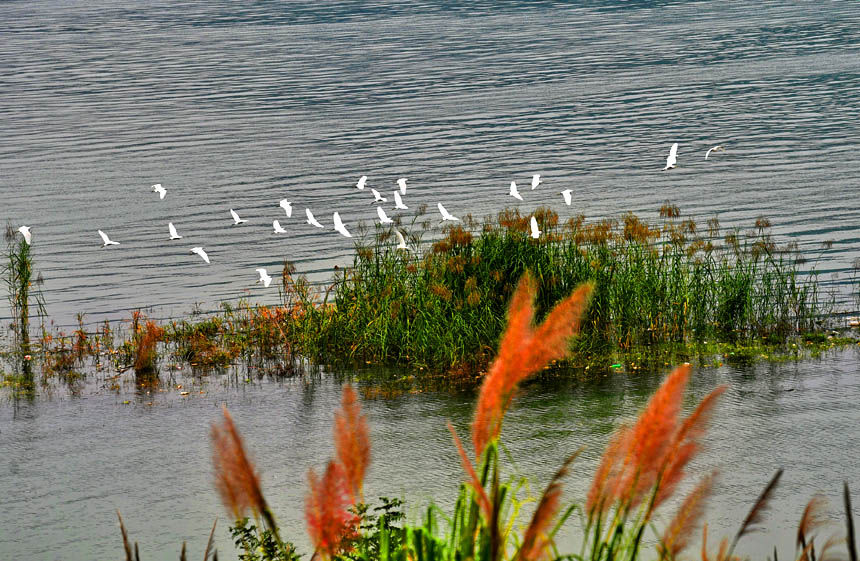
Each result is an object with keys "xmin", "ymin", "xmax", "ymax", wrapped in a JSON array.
[{"xmin": 3, "ymin": 1, "xmax": 860, "ymax": 559}]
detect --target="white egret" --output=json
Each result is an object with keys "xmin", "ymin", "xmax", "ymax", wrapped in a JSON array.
[
  {"xmin": 395, "ymin": 229, "xmax": 409, "ymax": 250},
  {"xmin": 152, "ymin": 184, "xmax": 166, "ymax": 199},
  {"xmin": 255, "ymin": 268, "xmax": 272, "ymax": 287},
  {"xmin": 279, "ymin": 199, "xmax": 293, "ymax": 218},
  {"xmin": 98, "ymin": 230, "xmax": 120, "ymax": 247},
  {"xmin": 531, "ymin": 174, "xmax": 541, "ymax": 190},
  {"xmin": 305, "ymin": 208, "xmax": 324, "ymax": 228},
  {"xmin": 393, "ymin": 191, "xmax": 408, "ymax": 210},
  {"xmin": 397, "ymin": 177, "xmax": 407, "ymax": 195},
  {"xmin": 371, "ymin": 188, "xmax": 387, "ymax": 203},
  {"xmin": 230, "ymin": 209, "xmax": 247, "ymax": 225},
  {"xmin": 356, "ymin": 176, "xmax": 367, "ymax": 190},
  {"xmin": 510, "ymin": 181, "xmax": 523, "ymax": 201},
  {"xmin": 437, "ymin": 203, "xmax": 459, "ymax": 222},
  {"xmin": 273, "ymin": 220, "xmax": 287, "ymax": 234},
  {"xmin": 530, "ymin": 216, "xmax": 541, "ymax": 239},
  {"xmin": 377, "ymin": 206, "xmax": 394, "ymax": 224},
  {"xmin": 663, "ymin": 143, "xmax": 678, "ymax": 170},
  {"xmin": 561, "ymin": 189, "xmax": 572, "ymax": 206},
  {"xmin": 17, "ymin": 226, "xmax": 31, "ymax": 245},
  {"xmin": 333, "ymin": 212, "xmax": 352, "ymax": 238},
  {"xmin": 705, "ymin": 145, "xmax": 725, "ymax": 159},
  {"xmin": 168, "ymin": 222, "xmax": 182, "ymax": 240},
  {"xmin": 190, "ymin": 246, "xmax": 210, "ymax": 264}
]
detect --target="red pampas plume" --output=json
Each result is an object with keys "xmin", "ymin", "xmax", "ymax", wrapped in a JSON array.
[
  {"xmin": 305, "ymin": 460, "xmax": 359, "ymax": 560},
  {"xmin": 334, "ymin": 385, "xmax": 371, "ymax": 502}
]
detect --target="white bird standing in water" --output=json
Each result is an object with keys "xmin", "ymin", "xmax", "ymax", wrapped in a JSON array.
[
  {"xmin": 152, "ymin": 184, "xmax": 166, "ymax": 199},
  {"xmin": 332, "ymin": 212, "xmax": 352, "ymax": 238},
  {"xmin": 255, "ymin": 268, "xmax": 272, "ymax": 287},
  {"xmin": 397, "ymin": 178, "xmax": 407, "ymax": 195},
  {"xmin": 530, "ymin": 216, "xmax": 542, "ymax": 239},
  {"xmin": 230, "ymin": 209, "xmax": 247, "ymax": 225},
  {"xmin": 356, "ymin": 175, "xmax": 367, "ymax": 190},
  {"xmin": 377, "ymin": 206, "xmax": 394, "ymax": 224},
  {"xmin": 705, "ymin": 145, "xmax": 725, "ymax": 159},
  {"xmin": 191, "ymin": 246, "xmax": 210, "ymax": 264},
  {"xmin": 98, "ymin": 230, "xmax": 120, "ymax": 247},
  {"xmin": 305, "ymin": 208, "xmax": 324, "ymax": 228},
  {"xmin": 437, "ymin": 203, "xmax": 459, "ymax": 222},
  {"xmin": 168, "ymin": 222, "xmax": 182, "ymax": 240},
  {"xmin": 531, "ymin": 174, "xmax": 541, "ymax": 190},
  {"xmin": 18, "ymin": 226, "xmax": 31, "ymax": 245},
  {"xmin": 510, "ymin": 181, "xmax": 523, "ymax": 201},
  {"xmin": 371, "ymin": 188, "xmax": 387, "ymax": 203},
  {"xmin": 279, "ymin": 199, "xmax": 293, "ymax": 218},
  {"xmin": 273, "ymin": 220, "xmax": 287, "ymax": 234},
  {"xmin": 395, "ymin": 229, "xmax": 409, "ymax": 250},
  {"xmin": 393, "ymin": 191, "xmax": 408, "ymax": 210},
  {"xmin": 663, "ymin": 143, "xmax": 678, "ymax": 170},
  {"xmin": 561, "ymin": 189, "xmax": 572, "ymax": 206}
]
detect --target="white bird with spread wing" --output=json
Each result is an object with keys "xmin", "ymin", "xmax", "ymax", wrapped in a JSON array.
[
  {"xmin": 510, "ymin": 181, "xmax": 523, "ymax": 201},
  {"xmin": 530, "ymin": 216, "xmax": 542, "ymax": 239},
  {"xmin": 191, "ymin": 246, "xmax": 210, "ymax": 264},
  {"xmin": 377, "ymin": 206, "xmax": 394, "ymax": 225},
  {"xmin": 437, "ymin": 203, "xmax": 459, "ymax": 222},
  {"xmin": 663, "ymin": 143, "xmax": 678, "ymax": 171},
  {"xmin": 356, "ymin": 176, "xmax": 367, "ymax": 190},
  {"xmin": 561, "ymin": 189, "xmax": 572, "ymax": 206},
  {"xmin": 395, "ymin": 229, "xmax": 409, "ymax": 250},
  {"xmin": 333, "ymin": 212, "xmax": 352, "ymax": 238},
  {"xmin": 531, "ymin": 174, "xmax": 541, "ymax": 190},
  {"xmin": 230, "ymin": 209, "xmax": 247, "ymax": 225},
  {"xmin": 168, "ymin": 222, "xmax": 182, "ymax": 240},
  {"xmin": 18, "ymin": 226, "xmax": 31, "ymax": 245},
  {"xmin": 152, "ymin": 184, "xmax": 166, "ymax": 200},
  {"xmin": 393, "ymin": 191, "xmax": 408, "ymax": 210},
  {"xmin": 279, "ymin": 199, "xmax": 293, "ymax": 218},
  {"xmin": 705, "ymin": 145, "xmax": 725, "ymax": 159},
  {"xmin": 306, "ymin": 208, "xmax": 324, "ymax": 228},
  {"xmin": 397, "ymin": 178, "xmax": 407, "ymax": 195},
  {"xmin": 98, "ymin": 230, "xmax": 120, "ymax": 247},
  {"xmin": 273, "ymin": 220, "xmax": 287, "ymax": 234},
  {"xmin": 255, "ymin": 268, "xmax": 272, "ymax": 287},
  {"xmin": 371, "ymin": 188, "xmax": 387, "ymax": 203}
]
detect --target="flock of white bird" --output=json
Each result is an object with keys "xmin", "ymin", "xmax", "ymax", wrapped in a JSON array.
[{"xmin": 13, "ymin": 143, "xmax": 723, "ymax": 288}]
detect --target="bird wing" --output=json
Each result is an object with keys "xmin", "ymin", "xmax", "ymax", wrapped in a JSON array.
[
  {"xmin": 562, "ymin": 190, "xmax": 572, "ymax": 205},
  {"xmin": 532, "ymin": 175, "xmax": 540, "ymax": 189},
  {"xmin": 357, "ymin": 176, "xmax": 367, "ymax": 189},
  {"xmin": 705, "ymin": 148, "xmax": 713, "ymax": 159},
  {"xmin": 377, "ymin": 206, "xmax": 389, "ymax": 222},
  {"xmin": 169, "ymin": 223, "xmax": 179, "ymax": 237},
  {"xmin": 194, "ymin": 248, "xmax": 210, "ymax": 263},
  {"xmin": 395, "ymin": 229, "xmax": 407, "ymax": 248},
  {"xmin": 669, "ymin": 143, "xmax": 678, "ymax": 158},
  {"xmin": 255, "ymin": 268, "xmax": 266, "ymax": 277},
  {"xmin": 18, "ymin": 227, "xmax": 31, "ymax": 244},
  {"xmin": 230, "ymin": 209, "xmax": 240, "ymax": 222},
  {"xmin": 306, "ymin": 208, "xmax": 314, "ymax": 221},
  {"xmin": 530, "ymin": 217, "xmax": 539, "ymax": 237},
  {"xmin": 333, "ymin": 212, "xmax": 344, "ymax": 229},
  {"xmin": 398, "ymin": 178, "xmax": 407, "ymax": 195},
  {"xmin": 158, "ymin": 188, "xmax": 166, "ymax": 199},
  {"xmin": 98, "ymin": 230, "xmax": 110, "ymax": 244},
  {"xmin": 438, "ymin": 203, "xmax": 448, "ymax": 218}
]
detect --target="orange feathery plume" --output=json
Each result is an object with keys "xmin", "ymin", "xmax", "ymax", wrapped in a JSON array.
[
  {"xmin": 211, "ymin": 407, "xmax": 267, "ymax": 518},
  {"xmin": 518, "ymin": 449, "xmax": 583, "ymax": 561},
  {"xmin": 659, "ymin": 472, "xmax": 716, "ymax": 560},
  {"xmin": 701, "ymin": 524, "xmax": 730, "ymax": 561},
  {"xmin": 305, "ymin": 460, "xmax": 359, "ymax": 559},
  {"xmin": 586, "ymin": 424, "xmax": 633, "ymax": 517},
  {"xmin": 472, "ymin": 273, "xmax": 593, "ymax": 457},
  {"xmin": 449, "ymin": 422, "xmax": 492, "ymax": 519},
  {"xmin": 797, "ymin": 495, "xmax": 827, "ymax": 551},
  {"xmin": 334, "ymin": 384, "xmax": 371, "ymax": 502}
]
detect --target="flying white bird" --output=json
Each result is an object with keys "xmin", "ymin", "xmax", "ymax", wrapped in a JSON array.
[
  {"xmin": 371, "ymin": 188, "xmax": 387, "ymax": 203},
  {"xmin": 305, "ymin": 208, "xmax": 324, "ymax": 228},
  {"xmin": 530, "ymin": 216, "xmax": 542, "ymax": 239},
  {"xmin": 279, "ymin": 199, "xmax": 293, "ymax": 218},
  {"xmin": 377, "ymin": 206, "xmax": 394, "ymax": 224},
  {"xmin": 98, "ymin": 230, "xmax": 120, "ymax": 247},
  {"xmin": 332, "ymin": 212, "xmax": 352, "ymax": 238},
  {"xmin": 531, "ymin": 174, "xmax": 541, "ymax": 190},
  {"xmin": 663, "ymin": 143, "xmax": 678, "ymax": 171},
  {"xmin": 273, "ymin": 220, "xmax": 287, "ymax": 234},
  {"xmin": 705, "ymin": 145, "xmax": 725, "ymax": 159},
  {"xmin": 17, "ymin": 226, "xmax": 31, "ymax": 245},
  {"xmin": 152, "ymin": 184, "xmax": 166, "ymax": 200},
  {"xmin": 168, "ymin": 222, "xmax": 182, "ymax": 240},
  {"xmin": 437, "ymin": 203, "xmax": 459, "ymax": 222},
  {"xmin": 561, "ymin": 189, "xmax": 572, "ymax": 206},
  {"xmin": 190, "ymin": 246, "xmax": 210, "ymax": 264},
  {"xmin": 510, "ymin": 181, "xmax": 523, "ymax": 201},
  {"xmin": 230, "ymin": 209, "xmax": 247, "ymax": 225},
  {"xmin": 397, "ymin": 178, "xmax": 407, "ymax": 195},
  {"xmin": 356, "ymin": 175, "xmax": 367, "ymax": 190},
  {"xmin": 393, "ymin": 191, "xmax": 408, "ymax": 210},
  {"xmin": 395, "ymin": 229, "xmax": 409, "ymax": 250},
  {"xmin": 255, "ymin": 268, "xmax": 272, "ymax": 287}
]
